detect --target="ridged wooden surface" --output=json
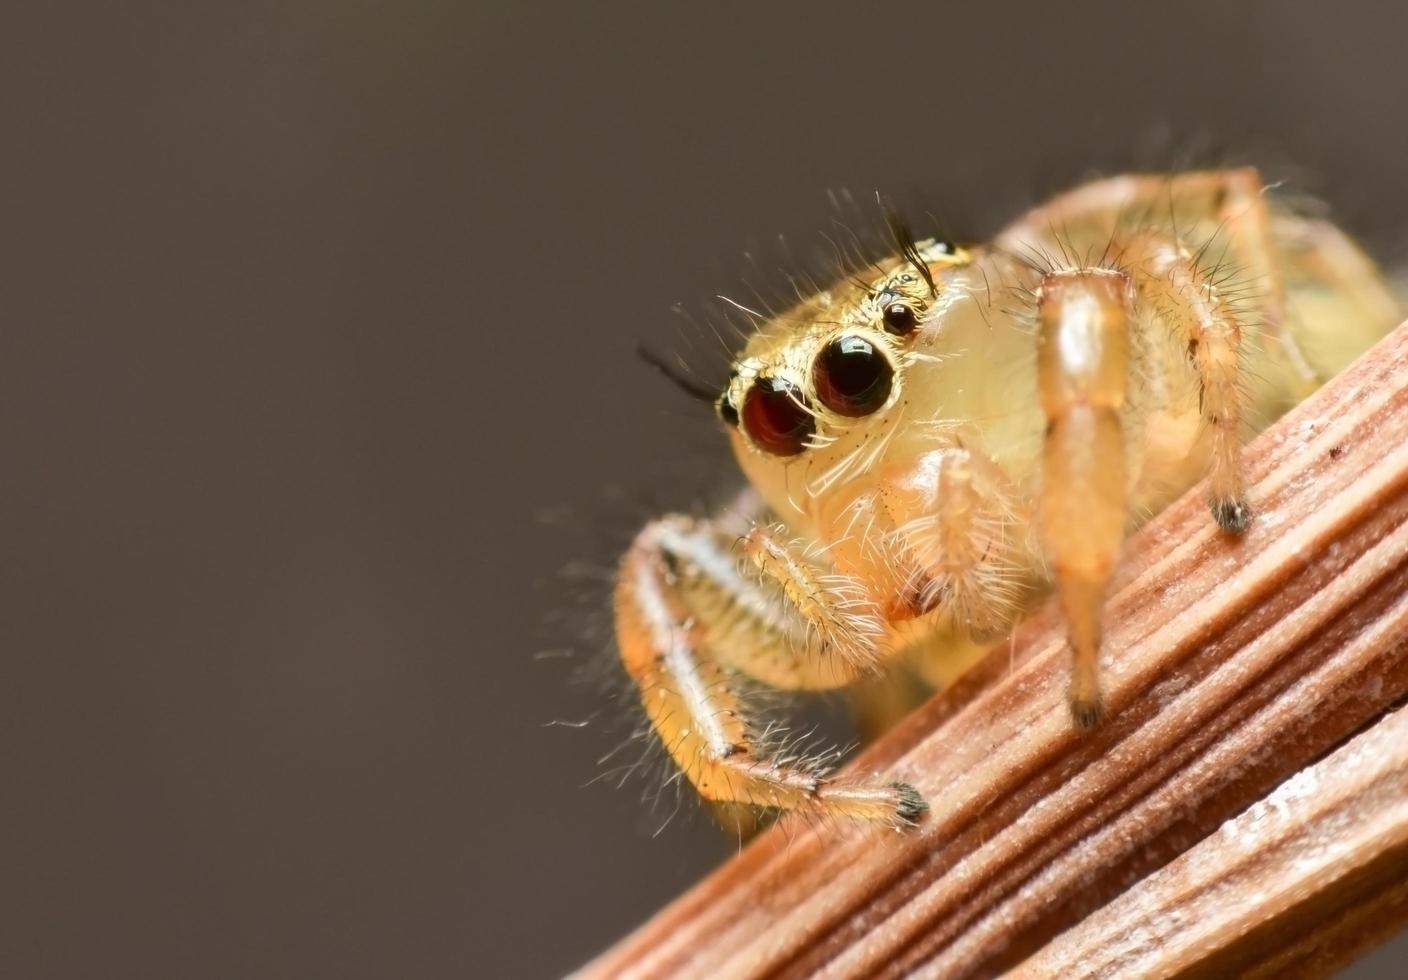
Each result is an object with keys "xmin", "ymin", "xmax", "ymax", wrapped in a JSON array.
[
  {"xmin": 1018, "ymin": 705, "xmax": 1408, "ymax": 978},
  {"xmin": 579, "ymin": 321, "xmax": 1408, "ymax": 980}
]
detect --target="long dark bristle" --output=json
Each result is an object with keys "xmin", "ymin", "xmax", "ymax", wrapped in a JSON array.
[
  {"xmin": 883, "ymin": 206, "xmax": 937, "ymax": 298},
  {"xmin": 636, "ymin": 344, "xmax": 718, "ymax": 403}
]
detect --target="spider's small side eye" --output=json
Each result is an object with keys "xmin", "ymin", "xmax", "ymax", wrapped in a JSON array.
[
  {"xmin": 883, "ymin": 302, "xmax": 918, "ymax": 336},
  {"xmin": 742, "ymin": 377, "xmax": 814, "ymax": 456},
  {"xmin": 813, "ymin": 335, "xmax": 893, "ymax": 417},
  {"xmin": 717, "ymin": 393, "xmax": 739, "ymax": 426}
]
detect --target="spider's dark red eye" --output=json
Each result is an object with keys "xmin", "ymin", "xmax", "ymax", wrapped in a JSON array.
[
  {"xmin": 742, "ymin": 377, "xmax": 814, "ymax": 456},
  {"xmin": 813, "ymin": 335, "xmax": 893, "ymax": 417},
  {"xmin": 883, "ymin": 302, "xmax": 918, "ymax": 336}
]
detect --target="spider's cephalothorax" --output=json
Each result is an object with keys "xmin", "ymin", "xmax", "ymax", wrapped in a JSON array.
[{"xmin": 614, "ymin": 169, "xmax": 1402, "ymax": 827}]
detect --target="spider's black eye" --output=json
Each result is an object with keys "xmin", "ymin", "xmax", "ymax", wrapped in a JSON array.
[
  {"xmin": 813, "ymin": 335, "xmax": 893, "ymax": 417},
  {"xmin": 883, "ymin": 302, "xmax": 918, "ymax": 336},
  {"xmin": 741, "ymin": 377, "xmax": 814, "ymax": 456},
  {"xmin": 717, "ymin": 393, "xmax": 739, "ymax": 426}
]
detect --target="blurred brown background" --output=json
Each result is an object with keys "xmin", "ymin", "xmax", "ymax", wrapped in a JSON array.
[{"xmin": 3, "ymin": 2, "xmax": 1406, "ymax": 977}]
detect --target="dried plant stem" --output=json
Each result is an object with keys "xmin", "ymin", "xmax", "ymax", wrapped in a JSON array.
[
  {"xmin": 580, "ymin": 320, "xmax": 1408, "ymax": 980},
  {"xmin": 1019, "ymin": 704, "xmax": 1408, "ymax": 978}
]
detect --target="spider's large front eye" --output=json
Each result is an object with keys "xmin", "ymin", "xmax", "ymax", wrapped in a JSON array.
[
  {"xmin": 742, "ymin": 377, "xmax": 814, "ymax": 456},
  {"xmin": 813, "ymin": 335, "xmax": 893, "ymax": 417}
]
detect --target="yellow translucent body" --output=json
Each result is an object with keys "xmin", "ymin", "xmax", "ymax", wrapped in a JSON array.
[
  {"xmin": 613, "ymin": 171, "xmax": 1402, "ymax": 828},
  {"xmin": 730, "ymin": 184, "xmax": 1400, "ymax": 603}
]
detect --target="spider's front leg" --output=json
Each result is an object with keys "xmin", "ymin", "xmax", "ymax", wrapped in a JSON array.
[
  {"xmin": 1036, "ymin": 269, "xmax": 1133, "ymax": 727},
  {"xmin": 1033, "ymin": 251, "xmax": 1261, "ymax": 726},
  {"xmin": 614, "ymin": 515, "xmax": 926, "ymax": 826}
]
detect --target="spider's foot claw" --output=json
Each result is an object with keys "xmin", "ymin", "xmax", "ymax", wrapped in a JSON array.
[
  {"xmin": 891, "ymin": 782, "xmax": 928, "ymax": 825},
  {"xmin": 1070, "ymin": 692, "xmax": 1106, "ymax": 730},
  {"xmin": 1212, "ymin": 496, "xmax": 1252, "ymax": 534},
  {"xmin": 815, "ymin": 779, "xmax": 928, "ymax": 826}
]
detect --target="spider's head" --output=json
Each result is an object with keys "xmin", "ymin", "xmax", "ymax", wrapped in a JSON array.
[{"xmin": 717, "ymin": 237, "xmax": 971, "ymax": 525}]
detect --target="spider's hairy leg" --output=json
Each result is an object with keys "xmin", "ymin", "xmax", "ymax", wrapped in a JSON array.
[
  {"xmin": 1125, "ymin": 230, "xmax": 1253, "ymax": 532},
  {"xmin": 678, "ymin": 518, "xmax": 885, "ymax": 689},
  {"xmin": 1036, "ymin": 268, "xmax": 1132, "ymax": 728},
  {"xmin": 1101, "ymin": 168, "xmax": 1317, "ymax": 399},
  {"xmin": 1186, "ymin": 167, "xmax": 1320, "ymax": 398},
  {"xmin": 613, "ymin": 516, "xmax": 925, "ymax": 826}
]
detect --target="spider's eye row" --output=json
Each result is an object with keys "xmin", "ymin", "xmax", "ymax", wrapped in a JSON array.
[
  {"xmin": 883, "ymin": 302, "xmax": 918, "ymax": 336},
  {"xmin": 813, "ymin": 335, "xmax": 893, "ymax": 417},
  {"xmin": 742, "ymin": 377, "xmax": 814, "ymax": 456}
]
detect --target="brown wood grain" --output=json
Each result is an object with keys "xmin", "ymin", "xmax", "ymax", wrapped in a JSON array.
[
  {"xmin": 1016, "ymin": 705, "xmax": 1408, "ymax": 979},
  {"xmin": 578, "ymin": 320, "xmax": 1408, "ymax": 980}
]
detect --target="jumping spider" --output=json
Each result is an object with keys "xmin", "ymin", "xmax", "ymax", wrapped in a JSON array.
[{"xmin": 614, "ymin": 169, "xmax": 1401, "ymax": 828}]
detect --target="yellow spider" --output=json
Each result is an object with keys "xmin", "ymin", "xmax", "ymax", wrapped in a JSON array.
[{"xmin": 614, "ymin": 169, "xmax": 1401, "ymax": 827}]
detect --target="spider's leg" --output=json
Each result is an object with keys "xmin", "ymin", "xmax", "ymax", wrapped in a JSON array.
[
  {"xmin": 1124, "ymin": 167, "xmax": 1320, "ymax": 398},
  {"xmin": 614, "ymin": 516, "xmax": 925, "ymax": 826},
  {"xmin": 1125, "ymin": 230, "xmax": 1255, "ymax": 531},
  {"xmin": 1194, "ymin": 168, "xmax": 1319, "ymax": 398},
  {"xmin": 1036, "ymin": 268, "xmax": 1133, "ymax": 727}
]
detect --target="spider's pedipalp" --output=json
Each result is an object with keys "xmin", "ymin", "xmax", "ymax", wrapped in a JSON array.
[{"xmin": 876, "ymin": 447, "xmax": 1029, "ymax": 641}]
